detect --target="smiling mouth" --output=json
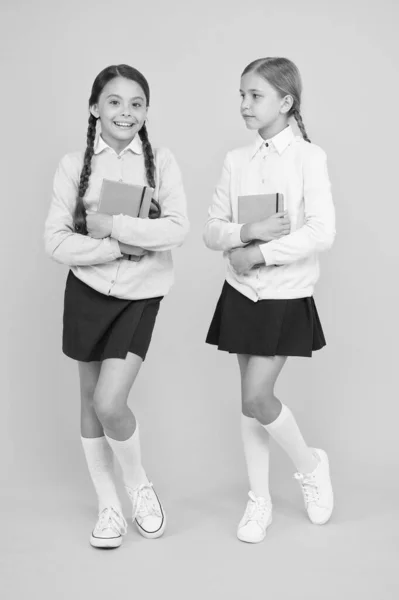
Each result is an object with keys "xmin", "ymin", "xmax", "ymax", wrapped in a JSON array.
[{"xmin": 113, "ymin": 121, "xmax": 135, "ymax": 128}]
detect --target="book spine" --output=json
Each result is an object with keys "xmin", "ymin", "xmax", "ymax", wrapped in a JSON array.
[{"xmin": 138, "ymin": 186, "xmax": 147, "ymax": 216}]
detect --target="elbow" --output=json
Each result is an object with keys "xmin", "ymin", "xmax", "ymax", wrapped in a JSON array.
[
  {"xmin": 202, "ymin": 226, "xmax": 218, "ymax": 251},
  {"xmin": 316, "ymin": 228, "xmax": 336, "ymax": 252},
  {"xmin": 174, "ymin": 219, "xmax": 190, "ymax": 248},
  {"xmin": 45, "ymin": 240, "xmax": 72, "ymax": 266}
]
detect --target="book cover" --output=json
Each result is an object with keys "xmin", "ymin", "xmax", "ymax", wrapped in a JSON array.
[
  {"xmin": 237, "ymin": 193, "xmax": 284, "ymax": 224},
  {"xmin": 98, "ymin": 179, "xmax": 155, "ymax": 257}
]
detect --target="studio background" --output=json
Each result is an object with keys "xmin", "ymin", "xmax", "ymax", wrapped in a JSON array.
[{"xmin": 2, "ymin": 0, "xmax": 398, "ymax": 598}]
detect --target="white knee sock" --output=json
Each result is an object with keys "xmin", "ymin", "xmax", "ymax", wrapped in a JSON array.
[
  {"xmin": 263, "ymin": 404, "xmax": 318, "ymax": 473},
  {"xmin": 81, "ymin": 435, "xmax": 122, "ymax": 512},
  {"xmin": 241, "ymin": 414, "xmax": 271, "ymax": 501},
  {"xmin": 105, "ymin": 423, "xmax": 149, "ymax": 490}
]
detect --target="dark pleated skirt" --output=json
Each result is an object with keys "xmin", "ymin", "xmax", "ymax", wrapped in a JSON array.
[
  {"xmin": 206, "ymin": 281, "xmax": 326, "ymax": 357},
  {"xmin": 63, "ymin": 271, "xmax": 162, "ymax": 362}
]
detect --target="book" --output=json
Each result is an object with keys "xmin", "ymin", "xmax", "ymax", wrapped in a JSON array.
[
  {"xmin": 98, "ymin": 179, "xmax": 155, "ymax": 258},
  {"xmin": 237, "ymin": 193, "xmax": 284, "ymax": 224}
]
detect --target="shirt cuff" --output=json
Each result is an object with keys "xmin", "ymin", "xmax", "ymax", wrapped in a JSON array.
[
  {"xmin": 230, "ymin": 224, "xmax": 247, "ymax": 248},
  {"xmin": 111, "ymin": 214, "xmax": 123, "ymax": 241},
  {"xmin": 259, "ymin": 242, "xmax": 276, "ymax": 266},
  {"xmin": 108, "ymin": 236, "xmax": 123, "ymax": 259}
]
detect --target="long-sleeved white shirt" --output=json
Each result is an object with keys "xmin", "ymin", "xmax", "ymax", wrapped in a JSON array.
[
  {"xmin": 203, "ymin": 125, "xmax": 335, "ymax": 301},
  {"xmin": 44, "ymin": 135, "xmax": 189, "ymax": 300}
]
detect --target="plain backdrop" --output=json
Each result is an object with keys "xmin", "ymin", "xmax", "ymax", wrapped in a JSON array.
[{"xmin": 1, "ymin": 0, "xmax": 398, "ymax": 598}]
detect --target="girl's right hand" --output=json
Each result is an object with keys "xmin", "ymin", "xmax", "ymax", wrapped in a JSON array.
[{"xmin": 242, "ymin": 211, "xmax": 291, "ymax": 243}]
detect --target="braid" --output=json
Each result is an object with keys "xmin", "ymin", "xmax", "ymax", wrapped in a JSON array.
[
  {"xmin": 139, "ymin": 123, "xmax": 155, "ymax": 188},
  {"xmin": 74, "ymin": 114, "xmax": 97, "ymax": 234},
  {"xmin": 293, "ymin": 108, "xmax": 311, "ymax": 143},
  {"xmin": 139, "ymin": 122, "xmax": 161, "ymax": 219}
]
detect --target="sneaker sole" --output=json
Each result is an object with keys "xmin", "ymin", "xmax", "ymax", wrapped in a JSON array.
[
  {"xmin": 90, "ymin": 535, "xmax": 122, "ymax": 549},
  {"xmin": 237, "ymin": 515, "xmax": 273, "ymax": 544},
  {"xmin": 135, "ymin": 511, "xmax": 166, "ymax": 539},
  {"xmin": 308, "ymin": 448, "xmax": 334, "ymax": 525}
]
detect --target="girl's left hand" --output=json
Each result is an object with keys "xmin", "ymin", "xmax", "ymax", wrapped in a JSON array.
[
  {"xmin": 228, "ymin": 246, "xmax": 258, "ymax": 275},
  {"xmin": 86, "ymin": 213, "xmax": 113, "ymax": 239}
]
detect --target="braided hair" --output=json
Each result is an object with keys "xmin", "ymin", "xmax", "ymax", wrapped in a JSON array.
[
  {"xmin": 242, "ymin": 57, "xmax": 311, "ymax": 143},
  {"xmin": 74, "ymin": 114, "xmax": 97, "ymax": 234},
  {"xmin": 73, "ymin": 64, "xmax": 159, "ymax": 233},
  {"xmin": 139, "ymin": 122, "xmax": 160, "ymax": 218}
]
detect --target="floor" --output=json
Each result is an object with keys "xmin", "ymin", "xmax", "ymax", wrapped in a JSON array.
[{"xmin": 2, "ymin": 471, "xmax": 398, "ymax": 600}]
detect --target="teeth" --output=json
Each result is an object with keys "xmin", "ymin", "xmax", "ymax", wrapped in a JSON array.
[{"xmin": 114, "ymin": 122, "xmax": 133, "ymax": 127}]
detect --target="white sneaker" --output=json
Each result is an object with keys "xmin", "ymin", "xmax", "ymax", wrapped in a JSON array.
[
  {"xmin": 90, "ymin": 507, "xmax": 127, "ymax": 549},
  {"xmin": 237, "ymin": 492, "xmax": 273, "ymax": 543},
  {"xmin": 127, "ymin": 483, "xmax": 166, "ymax": 539},
  {"xmin": 294, "ymin": 448, "xmax": 334, "ymax": 525}
]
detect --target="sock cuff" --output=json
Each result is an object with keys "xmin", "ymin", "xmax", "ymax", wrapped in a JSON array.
[
  {"xmin": 81, "ymin": 435, "xmax": 107, "ymax": 446},
  {"xmin": 263, "ymin": 403, "xmax": 291, "ymax": 432},
  {"xmin": 105, "ymin": 423, "xmax": 139, "ymax": 447}
]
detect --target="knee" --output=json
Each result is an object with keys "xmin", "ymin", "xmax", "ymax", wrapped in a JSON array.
[
  {"xmin": 80, "ymin": 382, "xmax": 96, "ymax": 409},
  {"xmin": 242, "ymin": 391, "xmax": 275, "ymax": 421},
  {"xmin": 93, "ymin": 390, "xmax": 126, "ymax": 427}
]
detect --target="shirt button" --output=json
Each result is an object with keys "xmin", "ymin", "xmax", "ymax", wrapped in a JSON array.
[
  {"xmin": 111, "ymin": 280, "xmax": 115, "ymax": 284},
  {"xmin": 117, "ymin": 155, "xmax": 122, "ymax": 160},
  {"xmin": 118, "ymin": 179, "xmax": 123, "ymax": 183}
]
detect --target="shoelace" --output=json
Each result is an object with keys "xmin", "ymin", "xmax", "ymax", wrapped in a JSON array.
[
  {"xmin": 294, "ymin": 472, "xmax": 320, "ymax": 504},
  {"xmin": 96, "ymin": 507, "xmax": 128, "ymax": 535},
  {"xmin": 242, "ymin": 492, "xmax": 270, "ymax": 525},
  {"xmin": 127, "ymin": 483, "xmax": 162, "ymax": 520}
]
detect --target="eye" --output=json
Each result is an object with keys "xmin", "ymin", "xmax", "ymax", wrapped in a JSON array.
[
  {"xmin": 109, "ymin": 100, "xmax": 119, "ymax": 105},
  {"xmin": 253, "ymin": 94, "xmax": 261, "ymax": 99},
  {"xmin": 133, "ymin": 102, "xmax": 143, "ymax": 108}
]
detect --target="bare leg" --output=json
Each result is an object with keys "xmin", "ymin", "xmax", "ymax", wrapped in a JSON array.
[
  {"xmin": 241, "ymin": 355, "xmax": 317, "ymax": 474},
  {"xmin": 238, "ymin": 355, "xmax": 271, "ymax": 500}
]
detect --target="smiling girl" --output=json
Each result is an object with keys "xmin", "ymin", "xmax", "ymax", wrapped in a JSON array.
[
  {"xmin": 204, "ymin": 57, "xmax": 336, "ymax": 543},
  {"xmin": 44, "ymin": 64, "xmax": 189, "ymax": 548}
]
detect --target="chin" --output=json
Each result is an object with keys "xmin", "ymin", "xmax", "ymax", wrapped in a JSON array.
[{"xmin": 242, "ymin": 119, "xmax": 258, "ymax": 130}]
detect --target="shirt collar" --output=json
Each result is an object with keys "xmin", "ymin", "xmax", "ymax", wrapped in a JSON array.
[
  {"xmin": 251, "ymin": 124, "xmax": 295, "ymax": 159},
  {"xmin": 94, "ymin": 134, "xmax": 143, "ymax": 156}
]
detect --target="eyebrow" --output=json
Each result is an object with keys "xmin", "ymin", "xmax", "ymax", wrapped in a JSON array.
[
  {"xmin": 106, "ymin": 94, "xmax": 145, "ymax": 101},
  {"xmin": 239, "ymin": 89, "xmax": 264, "ymax": 93}
]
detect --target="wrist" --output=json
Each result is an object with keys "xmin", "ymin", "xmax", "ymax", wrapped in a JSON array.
[
  {"xmin": 240, "ymin": 222, "xmax": 256, "ymax": 243},
  {"xmin": 248, "ymin": 244, "xmax": 265, "ymax": 267}
]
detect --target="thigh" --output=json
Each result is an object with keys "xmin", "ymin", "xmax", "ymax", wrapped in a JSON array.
[
  {"xmin": 78, "ymin": 361, "xmax": 102, "ymax": 399},
  {"xmin": 95, "ymin": 352, "xmax": 143, "ymax": 411},
  {"xmin": 242, "ymin": 355, "xmax": 287, "ymax": 400}
]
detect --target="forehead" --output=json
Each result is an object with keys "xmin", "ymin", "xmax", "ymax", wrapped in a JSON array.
[
  {"xmin": 100, "ymin": 76, "xmax": 146, "ymax": 100},
  {"xmin": 240, "ymin": 71, "xmax": 275, "ymax": 93}
]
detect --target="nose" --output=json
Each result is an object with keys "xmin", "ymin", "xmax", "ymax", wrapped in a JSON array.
[
  {"xmin": 121, "ymin": 105, "xmax": 132, "ymax": 117},
  {"xmin": 241, "ymin": 97, "xmax": 250, "ymax": 111}
]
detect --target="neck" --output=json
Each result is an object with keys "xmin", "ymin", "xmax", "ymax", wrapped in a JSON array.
[
  {"xmin": 258, "ymin": 119, "xmax": 289, "ymax": 142},
  {"xmin": 100, "ymin": 133, "xmax": 134, "ymax": 155}
]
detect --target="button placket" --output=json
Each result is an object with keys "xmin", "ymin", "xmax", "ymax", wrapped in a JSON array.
[{"xmin": 118, "ymin": 154, "xmax": 123, "ymax": 182}]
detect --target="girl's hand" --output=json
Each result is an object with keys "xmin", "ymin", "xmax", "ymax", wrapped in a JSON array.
[
  {"xmin": 228, "ymin": 245, "xmax": 263, "ymax": 275},
  {"xmin": 86, "ymin": 213, "xmax": 113, "ymax": 239},
  {"xmin": 242, "ymin": 212, "xmax": 290, "ymax": 243},
  {"xmin": 118, "ymin": 242, "xmax": 148, "ymax": 257}
]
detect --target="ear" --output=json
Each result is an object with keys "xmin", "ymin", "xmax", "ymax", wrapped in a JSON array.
[
  {"xmin": 90, "ymin": 104, "xmax": 100, "ymax": 119},
  {"xmin": 280, "ymin": 94, "xmax": 293, "ymax": 115}
]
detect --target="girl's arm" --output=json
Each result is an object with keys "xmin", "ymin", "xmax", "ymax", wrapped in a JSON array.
[
  {"xmin": 110, "ymin": 149, "xmax": 189, "ymax": 252},
  {"xmin": 44, "ymin": 154, "xmax": 122, "ymax": 266},
  {"xmin": 258, "ymin": 145, "xmax": 336, "ymax": 266},
  {"xmin": 203, "ymin": 152, "xmax": 247, "ymax": 251}
]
